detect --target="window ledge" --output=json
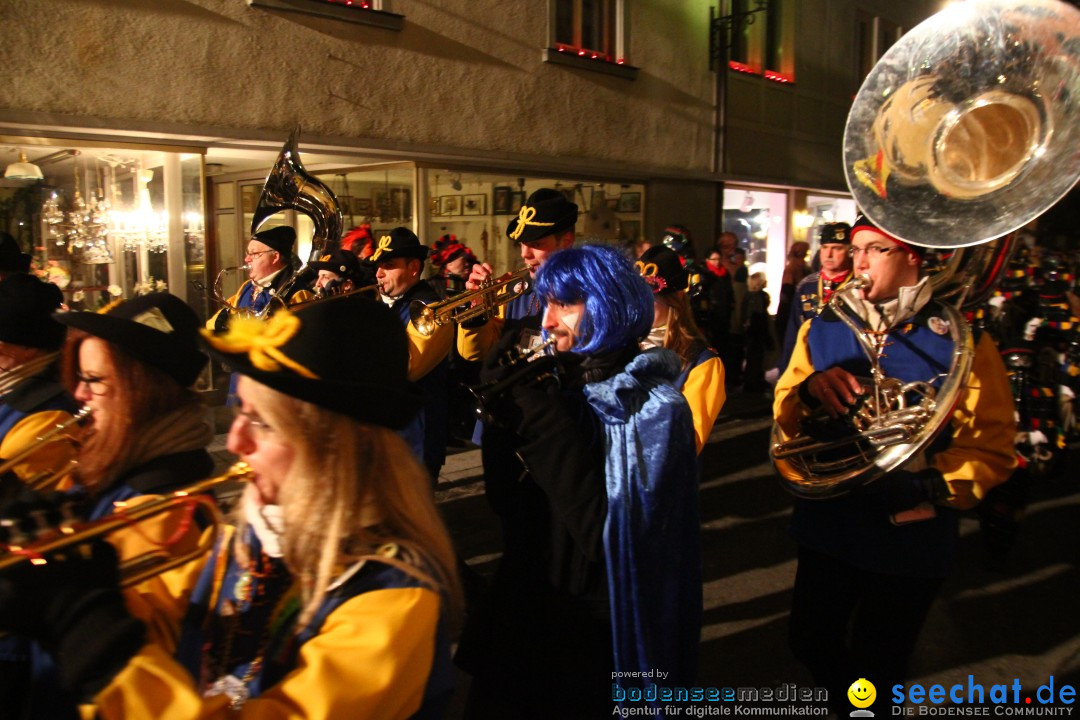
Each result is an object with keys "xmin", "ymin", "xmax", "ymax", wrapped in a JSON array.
[
  {"xmin": 542, "ymin": 48, "xmax": 639, "ymax": 80},
  {"xmin": 247, "ymin": 0, "xmax": 404, "ymax": 30}
]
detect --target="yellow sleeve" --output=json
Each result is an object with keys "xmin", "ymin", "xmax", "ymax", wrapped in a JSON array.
[
  {"xmin": 772, "ymin": 320, "xmax": 816, "ymax": 440},
  {"xmin": 0, "ymin": 410, "xmax": 78, "ymax": 490},
  {"xmin": 456, "ymin": 316, "xmax": 505, "ymax": 362},
  {"xmin": 932, "ymin": 332, "xmax": 1017, "ymax": 509},
  {"xmin": 106, "ymin": 496, "xmax": 222, "ymax": 652},
  {"xmin": 681, "ymin": 356, "xmax": 726, "ymax": 454},
  {"xmin": 94, "ymin": 587, "xmax": 442, "ymax": 720},
  {"xmin": 406, "ymin": 320, "xmax": 453, "ymax": 382}
]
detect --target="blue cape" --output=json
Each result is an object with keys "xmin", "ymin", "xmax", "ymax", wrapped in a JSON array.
[{"xmin": 584, "ymin": 349, "xmax": 702, "ymax": 690}]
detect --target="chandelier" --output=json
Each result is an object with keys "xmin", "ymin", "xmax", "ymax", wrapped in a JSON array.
[{"xmin": 109, "ymin": 168, "xmax": 168, "ymax": 253}]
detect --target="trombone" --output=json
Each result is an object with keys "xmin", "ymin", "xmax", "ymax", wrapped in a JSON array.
[
  {"xmin": 409, "ymin": 267, "xmax": 533, "ymax": 337},
  {"xmin": 0, "ymin": 407, "xmax": 91, "ymax": 491},
  {"xmin": 0, "ymin": 462, "xmax": 252, "ymax": 588},
  {"xmin": 0, "ymin": 352, "xmax": 61, "ymax": 398}
]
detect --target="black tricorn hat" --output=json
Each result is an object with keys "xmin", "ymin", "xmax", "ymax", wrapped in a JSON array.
[
  {"xmin": 637, "ymin": 245, "xmax": 689, "ymax": 295},
  {"xmin": 368, "ymin": 227, "xmax": 430, "ymax": 263},
  {"xmin": 506, "ymin": 188, "xmax": 578, "ymax": 245},
  {"xmin": 54, "ymin": 293, "xmax": 208, "ymax": 387},
  {"xmin": 200, "ymin": 294, "xmax": 422, "ymax": 429},
  {"xmin": 0, "ymin": 232, "xmax": 31, "ymax": 274},
  {"xmin": 817, "ymin": 222, "xmax": 852, "ymax": 246},
  {"xmin": 0, "ymin": 274, "xmax": 65, "ymax": 350},
  {"xmin": 308, "ymin": 248, "xmax": 363, "ymax": 283},
  {"xmin": 252, "ymin": 225, "xmax": 296, "ymax": 257}
]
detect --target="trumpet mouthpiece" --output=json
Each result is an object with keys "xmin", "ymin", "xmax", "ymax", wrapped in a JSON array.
[{"xmin": 852, "ymin": 274, "xmax": 873, "ymax": 290}]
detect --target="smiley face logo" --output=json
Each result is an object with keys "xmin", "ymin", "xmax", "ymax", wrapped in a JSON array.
[{"xmin": 848, "ymin": 678, "xmax": 876, "ymax": 709}]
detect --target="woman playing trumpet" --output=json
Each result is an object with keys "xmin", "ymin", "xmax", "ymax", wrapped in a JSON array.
[{"xmin": 1, "ymin": 295, "xmax": 462, "ymax": 718}]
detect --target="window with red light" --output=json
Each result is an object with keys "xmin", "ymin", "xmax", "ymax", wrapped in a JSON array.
[{"xmin": 552, "ymin": 0, "xmax": 625, "ymax": 64}]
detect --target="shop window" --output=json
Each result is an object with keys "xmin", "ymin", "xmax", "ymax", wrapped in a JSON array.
[{"xmin": 722, "ymin": 187, "xmax": 787, "ymax": 313}]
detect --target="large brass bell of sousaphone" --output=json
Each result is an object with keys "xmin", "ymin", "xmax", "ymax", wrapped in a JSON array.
[{"xmin": 845, "ymin": 0, "xmax": 1080, "ymax": 249}]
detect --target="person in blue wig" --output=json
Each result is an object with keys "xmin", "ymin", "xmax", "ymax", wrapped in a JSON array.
[{"xmin": 458, "ymin": 244, "xmax": 701, "ymax": 718}]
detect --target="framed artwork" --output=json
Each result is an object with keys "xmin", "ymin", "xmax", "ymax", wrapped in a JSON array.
[
  {"xmin": 440, "ymin": 195, "xmax": 462, "ymax": 216},
  {"xmin": 352, "ymin": 197, "xmax": 372, "ymax": 216},
  {"xmin": 372, "ymin": 190, "xmax": 391, "ymax": 221},
  {"xmin": 390, "ymin": 188, "xmax": 412, "ymax": 220},
  {"xmin": 509, "ymin": 191, "xmax": 526, "ymax": 214},
  {"xmin": 619, "ymin": 220, "xmax": 641, "ymax": 242},
  {"xmin": 618, "ymin": 192, "xmax": 641, "ymax": 213},
  {"xmin": 492, "ymin": 186, "xmax": 513, "ymax": 215},
  {"xmin": 463, "ymin": 194, "xmax": 486, "ymax": 216}
]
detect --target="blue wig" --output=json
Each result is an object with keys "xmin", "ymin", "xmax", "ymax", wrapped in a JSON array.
[{"xmin": 535, "ymin": 244, "xmax": 654, "ymax": 355}]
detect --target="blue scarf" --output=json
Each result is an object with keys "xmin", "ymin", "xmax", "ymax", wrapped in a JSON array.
[{"xmin": 584, "ymin": 349, "xmax": 702, "ymax": 692}]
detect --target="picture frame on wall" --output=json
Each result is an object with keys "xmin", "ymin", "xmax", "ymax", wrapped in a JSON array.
[
  {"xmin": 509, "ymin": 191, "xmax": 526, "ymax": 214},
  {"xmin": 440, "ymin": 195, "xmax": 462, "ymax": 216},
  {"xmin": 492, "ymin": 186, "xmax": 512, "ymax": 215},
  {"xmin": 353, "ymin": 198, "xmax": 373, "ymax": 216},
  {"xmin": 372, "ymin": 190, "xmax": 391, "ymax": 221},
  {"xmin": 463, "ymin": 194, "xmax": 486, "ymax": 216},
  {"xmin": 390, "ymin": 188, "xmax": 412, "ymax": 221},
  {"xmin": 617, "ymin": 192, "xmax": 641, "ymax": 213}
]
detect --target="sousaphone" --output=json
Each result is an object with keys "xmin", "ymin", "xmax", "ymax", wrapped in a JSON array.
[{"xmin": 771, "ymin": 0, "xmax": 1080, "ymax": 498}]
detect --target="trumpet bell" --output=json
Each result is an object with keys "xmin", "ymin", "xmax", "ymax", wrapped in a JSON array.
[{"xmin": 844, "ymin": 0, "xmax": 1080, "ymax": 248}]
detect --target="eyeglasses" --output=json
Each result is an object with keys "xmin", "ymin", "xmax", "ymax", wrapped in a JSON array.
[
  {"xmin": 74, "ymin": 371, "xmax": 109, "ymax": 396},
  {"xmin": 231, "ymin": 406, "xmax": 275, "ymax": 437},
  {"xmin": 849, "ymin": 245, "xmax": 899, "ymax": 259},
  {"xmin": 245, "ymin": 249, "xmax": 272, "ymax": 259}
]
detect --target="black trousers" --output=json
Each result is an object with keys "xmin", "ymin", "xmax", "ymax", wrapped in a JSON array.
[{"xmin": 788, "ymin": 545, "xmax": 943, "ymax": 714}]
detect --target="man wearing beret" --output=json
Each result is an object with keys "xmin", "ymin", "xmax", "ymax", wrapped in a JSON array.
[
  {"xmin": 372, "ymin": 227, "xmax": 453, "ymax": 481},
  {"xmin": 774, "ymin": 213, "xmax": 1016, "ymax": 714},
  {"xmin": 0, "ymin": 232, "xmax": 32, "ymax": 281},
  {"xmin": 0, "ymin": 274, "xmax": 79, "ymax": 496},
  {"xmin": 776, "ymin": 222, "xmax": 855, "ymax": 373},
  {"xmin": 457, "ymin": 188, "xmax": 578, "ymax": 362},
  {"xmin": 206, "ymin": 225, "xmax": 313, "ymax": 332}
]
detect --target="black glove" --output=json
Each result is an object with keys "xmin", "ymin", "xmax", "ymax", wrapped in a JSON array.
[
  {"xmin": 868, "ymin": 468, "xmax": 953, "ymax": 515},
  {"xmin": 0, "ymin": 537, "xmax": 145, "ymax": 700}
]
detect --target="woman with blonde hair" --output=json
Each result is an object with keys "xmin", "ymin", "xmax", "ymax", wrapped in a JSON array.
[
  {"xmin": 637, "ymin": 245, "xmax": 726, "ymax": 453},
  {"xmin": 0, "ymin": 295, "xmax": 461, "ymax": 718}
]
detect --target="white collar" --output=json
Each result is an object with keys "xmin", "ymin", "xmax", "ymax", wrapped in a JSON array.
[{"xmin": 841, "ymin": 275, "xmax": 932, "ymax": 331}]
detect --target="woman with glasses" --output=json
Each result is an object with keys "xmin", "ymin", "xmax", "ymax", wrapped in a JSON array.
[
  {"xmin": 1, "ymin": 296, "xmax": 462, "ymax": 719},
  {"xmin": 0, "ymin": 292, "xmax": 215, "ymax": 718}
]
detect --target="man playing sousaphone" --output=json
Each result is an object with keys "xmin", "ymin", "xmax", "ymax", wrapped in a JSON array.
[
  {"xmin": 774, "ymin": 214, "xmax": 1016, "ymax": 715},
  {"xmin": 205, "ymin": 226, "xmax": 313, "ymax": 332}
]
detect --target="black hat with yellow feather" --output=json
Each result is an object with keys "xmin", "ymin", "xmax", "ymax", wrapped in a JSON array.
[{"xmin": 200, "ymin": 294, "xmax": 422, "ymax": 429}]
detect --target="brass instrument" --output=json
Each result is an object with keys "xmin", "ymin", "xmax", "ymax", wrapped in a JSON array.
[
  {"xmin": 771, "ymin": 0, "xmax": 1080, "ymax": 498},
  {"xmin": 249, "ymin": 127, "xmax": 343, "ymax": 303},
  {"xmin": 469, "ymin": 337, "xmax": 558, "ymax": 423},
  {"xmin": 0, "ymin": 407, "xmax": 91, "ymax": 489},
  {"xmin": 0, "ymin": 353, "xmax": 61, "ymax": 398},
  {"xmin": 0, "ymin": 462, "xmax": 252, "ymax": 588},
  {"xmin": 292, "ymin": 282, "xmax": 382, "ymax": 307},
  {"xmin": 409, "ymin": 267, "xmax": 533, "ymax": 337}
]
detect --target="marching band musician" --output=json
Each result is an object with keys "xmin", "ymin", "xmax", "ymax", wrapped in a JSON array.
[
  {"xmin": 456, "ymin": 188, "xmax": 577, "ymax": 363},
  {"xmin": 0, "ymin": 274, "xmax": 78, "ymax": 496},
  {"xmin": 459, "ymin": 245, "xmax": 701, "ymax": 718},
  {"xmin": 205, "ymin": 226, "xmax": 314, "ymax": 332},
  {"xmin": 0, "ymin": 292, "xmax": 216, "ymax": 719},
  {"xmin": 0, "ymin": 231, "xmax": 33, "ymax": 280},
  {"xmin": 0, "ymin": 295, "xmax": 462, "ymax": 719},
  {"xmin": 774, "ymin": 214, "xmax": 1016, "ymax": 714},
  {"xmin": 372, "ymin": 227, "xmax": 454, "ymax": 481},
  {"xmin": 307, "ymin": 247, "xmax": 365, "ymax": 298},
  {"xmin": 637, "ymin": 245, "xmax": 726, "ymax": 453},
  {"xmin": 775, "ymin": 222, "xmax": 855, "ymax": 373}
]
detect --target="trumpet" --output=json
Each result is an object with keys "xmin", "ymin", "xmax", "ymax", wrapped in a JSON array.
[
  {"xmin": 409, "ymin": 267, "xmax": 533, "ymax": 337},
  {"xmin": 469, "ymin": 337, "xmax": 558, "ymax": 423},
  {"xmin": 295, "ymin": 282, "xmax": 382, "ymax": 306},
  {"xmin": 0, "ymin": 462, "xmax": 252, "ymax": 588}
]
